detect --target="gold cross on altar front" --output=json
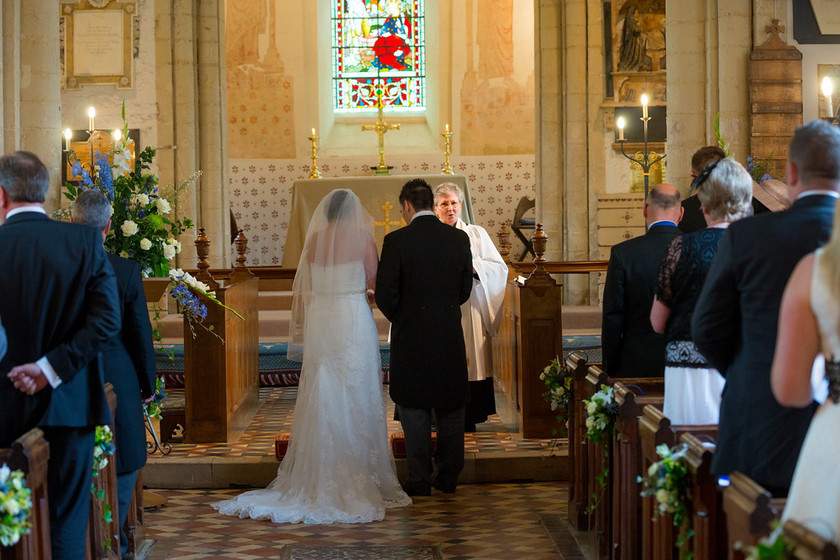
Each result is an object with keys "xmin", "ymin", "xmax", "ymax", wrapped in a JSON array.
[
  {"xmin": 374, "ymin": 201, "xmax": 403, "ymax": 236},
  {"xmin": 361, "ymin": 93, "xmax": 400, "ymax": 175}
]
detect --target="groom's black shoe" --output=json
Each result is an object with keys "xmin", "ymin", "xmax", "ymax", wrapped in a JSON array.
[
  {"xmin": 401, "ymin": 481, "xmax": 431, "ymax": 497},
  {"xmin": 434, "ymin": 481, "xmax": 456, "ymax": 494}
]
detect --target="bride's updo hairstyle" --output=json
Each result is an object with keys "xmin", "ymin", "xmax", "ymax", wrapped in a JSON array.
[{"xmin": 327, "ymin": 189, "xmax": 350, "ymax": 222}]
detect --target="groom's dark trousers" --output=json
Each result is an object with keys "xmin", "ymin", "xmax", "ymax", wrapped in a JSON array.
[
  {"xmin": 0, "ymin": 211, "xmax": 120, "ymax": 560},
  {"xmin": 376, "ymin": 213, "xmax": 473, "ymax": 493}
]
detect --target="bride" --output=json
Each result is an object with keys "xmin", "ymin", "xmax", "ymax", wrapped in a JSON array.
[{"xmin": 213, "ymin": 189, "xmax": 411, "ymax": 523}]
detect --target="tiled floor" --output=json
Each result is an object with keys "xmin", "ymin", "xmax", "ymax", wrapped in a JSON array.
[
  {"xmin": 145, "ymin": 482, "xmax": 567, "ymax": 559},
  {"xmin": 152, "ymin": 387, "xmax": 563, "ymax": 459}
]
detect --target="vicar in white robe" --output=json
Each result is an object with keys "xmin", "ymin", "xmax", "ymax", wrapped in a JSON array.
[{"xmin": 433, "ymin": 183, "xmax": 508, "ymax": 429}]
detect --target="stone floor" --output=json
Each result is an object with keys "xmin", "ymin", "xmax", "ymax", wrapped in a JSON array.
[{"xmin": 144, "ymin": 482, "xmax": 568, "ymax": 559}]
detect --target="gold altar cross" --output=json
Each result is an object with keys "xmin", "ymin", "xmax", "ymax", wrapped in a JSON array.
[
  {"xmin": 361, "ymin": 93, "xmax": 400, "ymax": 175},
  {"xmin": 374, "ymin": 201, "xmax": 404, "ymax": 236}
]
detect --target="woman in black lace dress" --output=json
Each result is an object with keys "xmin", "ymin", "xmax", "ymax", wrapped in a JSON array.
[{"xmin": 650, "ymin": 158, "xmax": 753, "ymax": 424}]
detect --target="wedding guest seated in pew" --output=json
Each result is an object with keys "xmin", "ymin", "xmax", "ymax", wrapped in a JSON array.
[
  {"xmin": 693, "ymin": 120, "xmax": 840, "ymax": 498},
  {"xmin": 72, "ymin": 189, "xmax": 157, "ymax": 557},
  {"xmin": 650, "ymin": 158, "xmax": 753, "ymax": 424},
  {"xmin": 772, "ymin": 185, "xmax": 840, "ymax": 543},
  {"xmin": 602, "ymin": 183, "xmax": 683, "ymax": 378}
]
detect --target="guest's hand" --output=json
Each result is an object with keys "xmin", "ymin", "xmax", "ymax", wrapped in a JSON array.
[
  {"xmin": 8, "ymin": 364, "xmax": 49, "ymax": 395},
  {"xmin": 366, "ymin": 289, "xmax": 376, "ymax": 305}
]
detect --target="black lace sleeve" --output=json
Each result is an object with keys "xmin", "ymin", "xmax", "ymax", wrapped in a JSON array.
[{"xmin": 655, "ymin": 236, "xmax": 682, "ymax": 307}]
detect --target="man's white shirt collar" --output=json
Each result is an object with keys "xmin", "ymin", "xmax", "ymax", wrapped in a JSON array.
[
  {"xmin": 797, "ymin": 190, "xmax": 840, "ymax": 200},
  {"xmin": 411, "ymin": 210, "xmax": 436, "ymax": 222},
  {"xmin": 6, "ymin": 206, "xmax": 46, "ymax": 219}
]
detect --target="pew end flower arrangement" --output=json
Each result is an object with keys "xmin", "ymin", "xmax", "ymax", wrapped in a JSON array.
[
  {"xmin": 540, "ymin": 357, "xmax": 574, "ymax": 455},
  {"xmin": 91, "ymin": 425, "xmax": 116, "ymax": 547},
  {"xmin": 0, "ymin": 464, "xmax": 32, "ymax": 547},
  {"xmin": 638, "ymin": 443, "xmax": 694, "ymax": 556},
  {"xmin": 582, "ymin": 384, "xmax": 619, "ymax": 514}
]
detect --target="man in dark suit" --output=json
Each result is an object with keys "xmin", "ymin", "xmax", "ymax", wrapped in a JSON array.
[
  {"xmin": 602, "ymin": 183, "xmax": 683, "ymax": 378},
  {"xmin": 692, "ymin": 120, "xmax": 840, "ymax": 497},
  {"xmin": 0, "ymin": 151, "xmax": 120, "ymax": 560},
  {"xmin": 72, "ymin": 189, "xmax": 157, "ymax": 557},
  {"xmin": 375, "ymin": 178, "xmax": 473, "ymax": 496}
]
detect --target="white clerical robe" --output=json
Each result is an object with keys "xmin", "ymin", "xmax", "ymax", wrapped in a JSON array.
[{"xmin": 455, "ymin": 219, "xmax": 508, "ymax": 381}]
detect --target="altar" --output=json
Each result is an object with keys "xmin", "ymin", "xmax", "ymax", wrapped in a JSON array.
[{"xmin": 281, "ymin": 174, "xmax": 474, "ymax": 267}]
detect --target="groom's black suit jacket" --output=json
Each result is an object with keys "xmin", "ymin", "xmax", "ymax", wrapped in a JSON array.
[
  {"xmin": 103, "ymin": 254, "xmax": 157, "ymax": 474},
  {"xmin": 0, "ymin": 211, "xmax": 120, "ymax": 446},
  {"xmin": 692, "ymin": 193, "xmax": 836, "ymax": 492},
  {"xmin": 376, "ymin": 214, "xmax": 473, "ymax": 409}
]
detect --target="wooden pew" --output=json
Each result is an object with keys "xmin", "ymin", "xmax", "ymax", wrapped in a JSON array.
[
  {"xmin": 638, "ymin": 406, "xmax": 718, "ymax": 560},
  {"xmin": 583, "ymin": 365, "xmax": 613, "ymax": 559},
  {"xmin": 611, "ymin": 380, "xmax": 665, "ymax": 560},
  {"xmin": 184, "ymin": 228, "xmax": 260, "ymax": 443},
  {"xmin": 87, "ymin": 384, "xmax": 120, "ymax": 560},
  {"xmin": 0, "ymin": 429, "xmax": 51, "ymax": 560},
  {"xmin": 722, "ymin": 471, "xmax": 783, "ymax": 560},
  {"xmin": 782, "ymin": 519, "xmax": 840, "ymax": 560},
  {"xmin": 565, "ymin": 352, "xmax": 591, "ymax": 532},
  {"xmin": 681, "ymin": 433, "xmax": 726, "ymax": 560}
]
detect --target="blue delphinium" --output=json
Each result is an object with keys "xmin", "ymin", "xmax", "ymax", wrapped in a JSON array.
[{"xmin": 170, "ymin": 282, "xmax": 208, "ymax": 321}]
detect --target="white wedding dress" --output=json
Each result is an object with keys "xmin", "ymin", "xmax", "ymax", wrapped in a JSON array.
[
  {"xmin": 782, "ymin": 251, "xmax": 840, "ymax": 541},
  {"xmin": 213, "ymin": 260, "xmax": 411, "ymax": 524}
]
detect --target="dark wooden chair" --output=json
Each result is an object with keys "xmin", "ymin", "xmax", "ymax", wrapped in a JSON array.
[
  {"xmin": 0, "ymin": 429, "xmax": 51, "ymax": 560},
  {"xmin": 511, "ymin": 196, "xmax": 535, "ymax": 261}
]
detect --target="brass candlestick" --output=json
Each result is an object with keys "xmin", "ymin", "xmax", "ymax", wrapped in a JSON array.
[
  {"xmin": 441, "ymin": 124, "xmax": 454, "ymax": 174},
  {"xmin": 308, "ymin": 129, "xmax": 321, "ymax": 179}
]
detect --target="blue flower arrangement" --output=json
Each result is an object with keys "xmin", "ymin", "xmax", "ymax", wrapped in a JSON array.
[{"xmin": 0, "ymin": 464, "xmax": 32, "ymax": 547}]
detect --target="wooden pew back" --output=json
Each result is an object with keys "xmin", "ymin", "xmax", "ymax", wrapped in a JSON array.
[
  {"xmin": 0, "ymin": 429, "xmax": 51, "ymax": 560},
  {"xmin": 87, "ymin": 384, "xmax": 120, "ymax": 560},
  {"xmin": 783, "ymin": 519, "xmax": 840, "ymax": 560},
  {"xmin": 722, "ymin": 471, "xmax": 782, "ymax": 560},
  {"xmin": 584, "ymin": 365, "xmax": 613, "ymax": 559},
  {"xmin": 565, "ymin": 352, "xmax": 590, "ymax": 531},
  {"xmin": 681, "ymin": 433, "xmax": 726, "ymax": 560}
]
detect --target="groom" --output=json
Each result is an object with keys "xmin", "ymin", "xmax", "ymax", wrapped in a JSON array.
[{"xmin": 376, "ymin": 178, "xmax": 473, "ymax": 496}]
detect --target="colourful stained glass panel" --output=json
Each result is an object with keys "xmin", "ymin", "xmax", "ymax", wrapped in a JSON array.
[{"xmin": 332, "ymin": 0, "xmax": 426, "ymax": 112}]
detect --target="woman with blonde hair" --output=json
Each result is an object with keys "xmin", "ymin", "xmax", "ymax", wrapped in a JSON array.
[{"xmin": 650, "ymin": 158, "xmax": 753, "ymax": 424}]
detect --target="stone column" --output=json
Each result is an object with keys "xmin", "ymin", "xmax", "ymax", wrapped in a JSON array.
[
  {"xmin": 665, "ymin": 0, "xmax": 711, "ymax": 192},
  {"xmin": 715, "ymin": 0, "xmax": 752, "ymax": 162},
  {"xmin": 19, "ymin": 0, "xmax": 61, "ymax": 211},
  {"xmin": 158, "ymin": 0, "xmax": 230, "ymax": 269}
]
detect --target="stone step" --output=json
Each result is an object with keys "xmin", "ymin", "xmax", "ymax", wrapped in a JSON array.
[{"xmin": 258, "ymin": 290, "xmax": 293, "ymax": 310}]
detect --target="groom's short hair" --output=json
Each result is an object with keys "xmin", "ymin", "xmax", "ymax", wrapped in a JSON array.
[
  {"xmin": 399, "ymin": 178, "xmax": 434, "ymax": 211},
  {"xmin": 72, "ymin": 188, "xmax": 113, "ymax": 231}
]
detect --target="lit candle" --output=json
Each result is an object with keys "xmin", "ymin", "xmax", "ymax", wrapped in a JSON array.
[
  {"xmin": 445, "ymin": 123, "xmax": 450, "ymax": 134},
  {"xmin": 616, "ymin": 116, "xmax": 626, "ymax": 141},
  {"xmin": 640, "ymin": 94, "xmax": 649, "ymax": 119},
  {"xmin": 311, "ymin": 128, "xmax": 316, "ymax": 137},
  {"xmin": 63, "ymin": 128, "xmax": 72, "ymax": 151},
  {"xmin": 112, "ymin": 128, "xmax": 122, "ymax": 143},
  {"xmin": 88, "ymin": 106, "xmax": 96, "ymax": 132},
  {"xmin": 822, "ymin": 76, "xmax": 834, "ymax": 119}
]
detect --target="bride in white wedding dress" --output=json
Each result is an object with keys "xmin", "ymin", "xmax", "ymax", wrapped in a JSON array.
[{"xmin": 213, "ymin": 189, "xmax": 411, "ymax": 524}]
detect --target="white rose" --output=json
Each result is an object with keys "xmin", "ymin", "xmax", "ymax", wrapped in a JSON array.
[
  {"xmin": 4, "ymin": 499, "xmax": 19, "ymax": 516},
  {"xmin": 586, "ymin": 401, "xmax": 598, "ymax": 415},
  {"xmin": 120, "ymin": 250, "xmax": 129, "ymax": 258},
  {"xmin": 94, "ymin": 446, "xmax": 103, "ymax": 458},
  {"xmin": 0, "ymin": 464, "xmax": 9, "ymax": 484},
  {"xmin": 155, "ymin": 198, "xmax": 171, "ymax": 214},
  {"xmin": 121, "ymin": 220, "xmax": 138, "ymax": 237},
  {"xmin": 163, "ymin": 244, "xmax": 176, "ymax": 260},
  {"xmin": 585, "ymin": 417, "xmax": 595, "ymax": 429},
  {"xmin": 133, "ymin": 193, "xmax": 150, "ymax": 206},
  {"xmin": 648, "ymin": 463, "xmax": 658, "ymax": 477},
  {"xmin": 139, "ymin": 238, "xmax": 152, "ymax": 251},
  {"xmin": 655, "ymin": 489, "xmax": 669, "ymax": 504},
  {"xmin": 174, "ymin": 240, "xmax": 182, "ymax": 254}
]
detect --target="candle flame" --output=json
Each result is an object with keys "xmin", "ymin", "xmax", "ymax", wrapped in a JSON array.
[{"xmin": 822, "ymin": 76, "xmax": 834, "ymax": 98}]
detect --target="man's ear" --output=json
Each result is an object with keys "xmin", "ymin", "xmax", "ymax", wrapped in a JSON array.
[
  {"xmin": 677, "ymin": 206, "xmax": 685, "ymax": 223},
  {"xmin": 103, "ymin": 219, "xmax": 112, "ymax": 236}
]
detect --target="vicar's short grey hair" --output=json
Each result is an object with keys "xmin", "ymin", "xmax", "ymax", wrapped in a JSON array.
[
  {"xmin": 72, "ymin": 189, "xmax": 113, "ymax": 230},
  {"xmin": 434, "ymin": 182, "xmax": 464, "ymax": 205},
  {"xmin": 0, "ymin": 151, "xmax": 49, "ymax": 203}
]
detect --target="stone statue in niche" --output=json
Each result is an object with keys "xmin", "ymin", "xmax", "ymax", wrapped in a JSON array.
[{"xmin": 615, "ymin": 0, "xmax": 666, "ymax": 72}]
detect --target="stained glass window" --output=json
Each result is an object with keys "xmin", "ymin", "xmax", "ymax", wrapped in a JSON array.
[{"xmin": 331, "ymin": 0, "xmax": 426, "ymax": 112}]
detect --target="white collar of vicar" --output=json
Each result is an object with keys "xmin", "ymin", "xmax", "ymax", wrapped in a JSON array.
[
  {"xmin": 6, "ymin": 206, "xmax": 46, "ymax": 219},
  {"xmin": 411, "ymin": 210, "xmax": 436, "ymax": 222},
  {"xmin": 797, "ymin": 190, "xmax": 840, "ymax": 200}
]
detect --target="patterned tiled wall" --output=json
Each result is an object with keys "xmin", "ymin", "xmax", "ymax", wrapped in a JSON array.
[{"xmin": 229, "ymin": 154, "xmax": 536, "ymax": 266}]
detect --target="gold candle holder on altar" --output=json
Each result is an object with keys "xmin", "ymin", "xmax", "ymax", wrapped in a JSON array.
[
  {"xmin": 441, "ymin": 123, "xmax": 454, "ymax": 174},
  {"xmin": 308, "ymin": 128, "xmax": 321, "ymax": 179}
]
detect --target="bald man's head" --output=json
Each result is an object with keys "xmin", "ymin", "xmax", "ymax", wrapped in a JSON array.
[{"xmin": 644, "ymin": 183, "xmax": 683, "ymax": 226}]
